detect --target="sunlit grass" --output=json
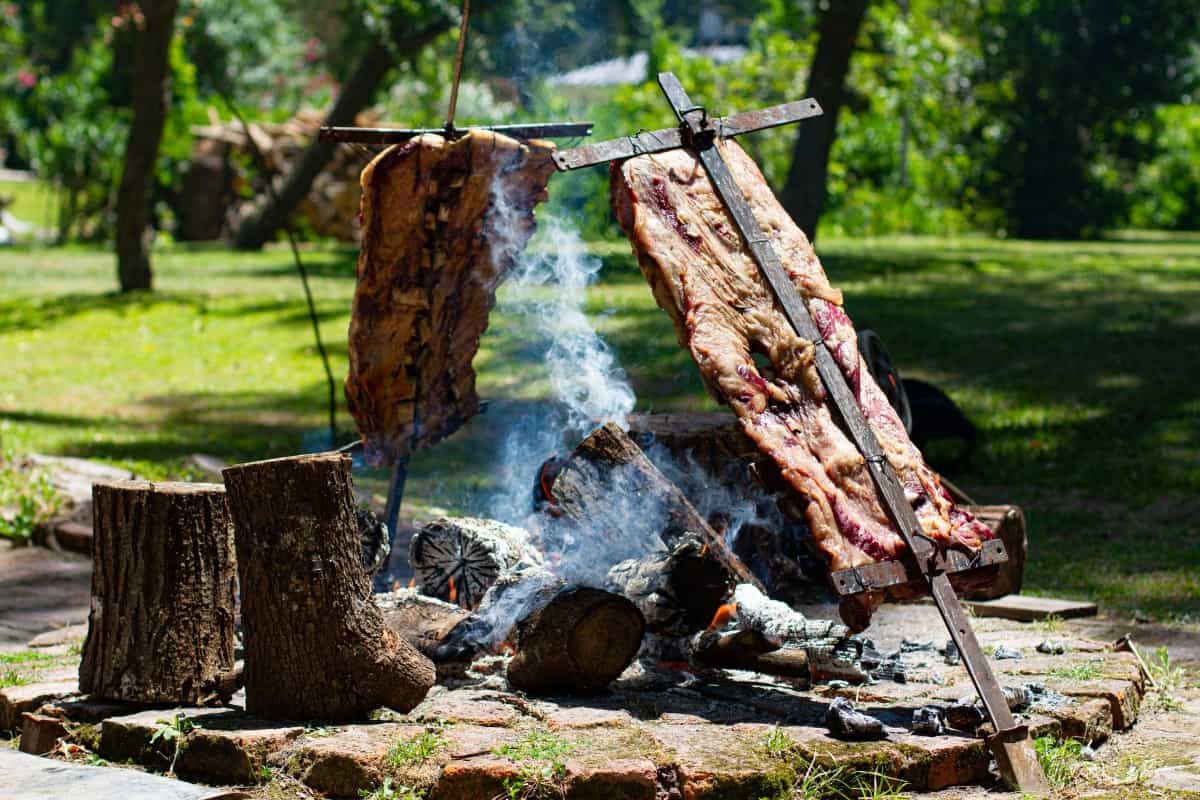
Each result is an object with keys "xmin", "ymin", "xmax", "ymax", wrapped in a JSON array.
[{"xmin": 0, "ymin": 232, "xmax": 1197, "ymax": 620}]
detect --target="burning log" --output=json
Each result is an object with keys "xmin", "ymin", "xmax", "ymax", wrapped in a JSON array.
[
  {"xmin": 376, "ymin": 589, "xmax": 474, "ymax": 661},
  {"xmin": 689, "ymin": 628, "xmax": 810, "ymax": 683},
  {"xmin": 506, "ymin": 586, "xmax": 645, "ymax": 695},
  {"xmin": 222, "ymin": 453, "xmax": 435, "ymax": 719},
  {"xmin": 408, "ymin": 517, "xmax": 535, "ymax": 608},
  {"xmin": 542, "ymin": 422, "xmax": 761, "ymax": 592},
  {"xmin": 79, "ymin": 481, "xmax": 237, "ymax": 703},
  {"xmin": 605, "ymin": 535, "xmax": 731, "ymax": 635}
]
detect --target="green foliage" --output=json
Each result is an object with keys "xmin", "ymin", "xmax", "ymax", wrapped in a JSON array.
[
  {"xmin": 1144, "ymin": 645, "xmax": 1188, "ymax": 711},
  {"xmin": 1034, "ymin": 736, "xmax": 1083, "ymax": 788},
  {"xmin": 1128, "ymin": 105, "xmax": 1200, "ymax": 231},
  {"xmin": 494, "ymin": 731, "xmax": 575, "ymax": 799},
  {"xmin": 1048, "ymin": 659, "xmax": 1102, "ymax": 681},
  {"xmin": 762, "ymin": 727, "xmax": 795, "ymax": 757},
  {"xmin": 971, "ymin": 0, "xmax": 1200, "ymax": 238},
  {"xmin": 0, "ymin": 458, "xmax": 61, "ymax": 544},
  {"xmin": 386, "ymin": 727, "xmax": 445, "ymax": 768},
  {"xmin": 359, "ymin": 777, "xmax": 424, "ymax": 800},
  {"xmin": 0, "ymin": 669, "xmax": 29, "ymax": 688},
  {"xmin": 151, "ymin": 713, "xmax": 201, "ymax": 776}
]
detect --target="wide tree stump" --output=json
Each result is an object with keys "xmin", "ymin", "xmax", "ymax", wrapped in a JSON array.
[
  {"xmin": 222, "ymin": 453, "xmax": 434, "ymax": 720},
  {"xmin": 79, "ymin": 481, "xmax": 236, "ymax": 703},
  {"xmin": 506, "ymin": 587, "xmax": 645, "ymax": 695}
]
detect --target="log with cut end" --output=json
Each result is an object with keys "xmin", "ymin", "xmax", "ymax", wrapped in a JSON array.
[
  {"xmin": 79, "ymin": 481, "xmax": 237, "ymax": 703},
  {"xmin": 223, "ymin": 453, "xmax": 435, "ymax": 719},
  {"xmin": 375, "ymin": 589, "xmax": 474, "ymax": 661},
  {"xmin": 689, "ymin": 628, "xmax": 810, "ymax": 683},
  {"xmin": 506, "ymin": 587, "xmax": 645, "ymax": 695},
  {"xmin": 346, "ymin": 131, "xmax": 557, "ymax": 465},
  {"xmin": 542, "ymin": 422, "xmax": 761, "ymax": 593},
  {"xmin": 605, "ymin": 535, "xmax": 731, "ymax": 636},
  {"xmin": 408, "ymin": 517, "xmax": 534, "ymax": 609},
  {"xmin": 611, "ymin": 142, "xmax": 995, "ymax": 626}
]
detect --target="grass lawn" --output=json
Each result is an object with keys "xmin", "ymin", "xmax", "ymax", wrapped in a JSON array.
[
  {"xmin": 0, "ymin": 179, "xmax": 55, "ymax": 234},
  {"xmin": 1, "ymin": 231, "xmax": 1197, "ymax": 621}
]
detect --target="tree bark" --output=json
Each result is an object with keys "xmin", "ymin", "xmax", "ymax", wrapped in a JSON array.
[
  {"xmin": 779, "ymin": 0, "xmax": 870, "ymax": 241},
  {"xmin": 115, "ymin": 0, "xmax": 178, "ymax": 292},
  {"xmin": 222, "ymin": 453, "xmax": 435, "ymax": 720},
  {"xmin": 506, "ymin": 587, "xmax": 644, "ymax": 695},
  {"xmin": 232, "ymin": 22, "xmax": 450, "ymax": 250},
  {"xmin": 79, "ymin": 481, "xmax": 236, "ymax": 703}
]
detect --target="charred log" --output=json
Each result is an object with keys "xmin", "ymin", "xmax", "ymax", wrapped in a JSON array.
[
  {"xmin": 223, "ymin": 453, "xmax": 435, "ymax": 719},
  {"xmin": 376, "ymin": 589, "xmax": 474, "ymax": 661},
  {"xmin": 542, "ymin": 422, "xmax": 761, "ymax": 594},
  {"xmin": 506, "ymin": 587, "xmax": 645, "ymax": 695},
  {"xmin": 79, "ymin": 481, "xmax": 236, "ymax": 703},
  {"xmin": 689, "ymin": 628, "xmax": 810, "ymax": 683},
  {"xmin": 408, "ymin": 517, "xmax": 534, "ymax": 609},
  {"xmin": 605, "ymin": 535, "xmax": 730, "ymax": 636}
]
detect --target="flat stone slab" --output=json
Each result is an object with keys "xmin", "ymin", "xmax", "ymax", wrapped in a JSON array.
[{"xmin": 0, "ymin": 749, "xmax": 248, "ymax": 800}]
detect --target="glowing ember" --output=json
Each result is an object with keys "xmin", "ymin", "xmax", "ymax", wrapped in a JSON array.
[{"xmin": 707, "ymin": 602, "xmax": 737, "ymax": 631}]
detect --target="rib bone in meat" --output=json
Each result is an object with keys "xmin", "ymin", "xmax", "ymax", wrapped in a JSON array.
[
  {"xmin": 610, "ymin": 140, "xmax": 993, "ymax": 601},
  {"xmin": 347, "ymin": 131, "xmax": 556, "ymax": 464}
]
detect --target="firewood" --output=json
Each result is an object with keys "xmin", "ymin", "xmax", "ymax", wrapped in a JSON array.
[
  {"xmin": 79, "ymin": 481, "xmax": 237, "ymax": 704},
  {"xmin": 506, "ymin": 587, "xmax": 645, "ymax": 695},
  {"xmin": 542, "ymin": 422, "xmax": 762, "ymax": 593},
  {"xmin": 375, "ymin": 589, "xmax": 474, "ymax": 661},
  {"xmin": 605, "ymin": 535, "xmax": 731, "ymax": 636},
  {"xmin": 689, "ymin": 628, "xmax": 811, "ymax": 683},
  {"xmin": 408, "ymin": 517, "xmax": 534, "ymax": 609},
  {"xmin": 222, "ymin": 453, "xmax": 435, "ymax": 720}
]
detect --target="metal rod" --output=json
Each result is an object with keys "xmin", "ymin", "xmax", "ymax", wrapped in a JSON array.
[
  {"xmin": 318, "ymin": 121, "xmax": 593, "ymax": 144},
  {"xmin": 445, "ymin": 0, "xmax": 471, "ymax": 130},
  {"xmin": 383, "ymin": 455, "xmax": 410, "ymax": 554}
]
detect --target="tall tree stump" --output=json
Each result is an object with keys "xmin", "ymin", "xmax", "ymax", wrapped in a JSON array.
[
  {"xmin": 222, "ymin": 453, "xmax": 434, "ymax": 720},
  {"xmin": 79, "ymin": 481, "xmax": 236, "ymax": 703}
]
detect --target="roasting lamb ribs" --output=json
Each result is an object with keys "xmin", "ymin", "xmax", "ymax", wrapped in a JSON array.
[
  {"xmin": 346, "ymin": 131, "xmax": 556, "ymax": 464},
  {"xmin": 611, "ymin": 140, "xmax": 993, "ymax": 623}
]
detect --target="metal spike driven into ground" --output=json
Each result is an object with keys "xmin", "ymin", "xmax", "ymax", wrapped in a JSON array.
[{"xmin": 553, "ymin": 72, "xmax": 1051, "ymax": 794}]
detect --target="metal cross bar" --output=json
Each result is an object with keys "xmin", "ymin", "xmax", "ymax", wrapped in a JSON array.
[
  {"xmin": 553, "ymin": 71, "xmax": 1049, "ymax": 794},
  {"xmin": 552, "ymin": 98, "xmax": 822, "ymax": 171},
  {"xmin": 318, "ymin": 121, "xmax": 594, "ymax": 145}
]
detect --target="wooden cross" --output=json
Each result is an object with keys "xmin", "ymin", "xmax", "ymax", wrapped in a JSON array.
[{"xmin": 555, "ymin": 72, "xmax": 1050, "ymax": 794}]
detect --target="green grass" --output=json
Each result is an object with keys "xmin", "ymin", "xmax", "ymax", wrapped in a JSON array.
[
  {"xmin": 386, "ymin": 728, "xmax": 445, "ymax": 768},
  {"xmin": 1048, "ymin": 659, "xmax": 1104, "ymax": 681},
  {"xmin": 1034, "ymin": 736, "xmax": 1084, "ymax": 788},
  {"xmin": 0, "ymin": 231, "xmax": 1198, "ymax": 620},
  {"xmin": 0, "ymin": 179, "xmax": 54, "ymax": 234}
]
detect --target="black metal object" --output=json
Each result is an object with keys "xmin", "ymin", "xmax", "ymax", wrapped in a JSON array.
[
  {"xmin": 553, "ymin": 72, "xmax": 1048, "ymax": 793},
  {"xmin": 318, "ymin": 122, "xmax": 594, "ymax": 145},
  {"xmin": 829, "ymin": 539, "xmax": 1008, "ymax": 595},
  {"xmin": 552, "ymin": 98, "xmax": 822, "ymax": 171}
]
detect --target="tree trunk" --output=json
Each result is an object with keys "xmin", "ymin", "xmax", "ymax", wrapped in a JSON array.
[
  {"xmin": 232, "ymin": 22, "xmax": 450, "ymax": 251},
  {"xmin": 222, "ymin": 453, "xmax": 435, "ymax": 720},
  {"xmin": 506, "ymin": 587, "xmax": 644, "ymax": 695},
  {"xmin": 779, "ymin": 0, "xmax": 870, "ymax": 241},
  {"xmin": 79, "ymin": 481, "xmax": 236, "ymax": 703},
  {"xmin": 114, "ymin": 0, "xmax": 178, "ymax": 292}
]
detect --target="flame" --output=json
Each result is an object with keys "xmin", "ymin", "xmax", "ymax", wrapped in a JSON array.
[
  {"xmin": 448, "ymin": 576, "xmax": 458, "ymax": 605},
  {"xmin": 407, "ymin": 576, "xmax": 416, "ymax": 589},
  {"xmin": 499, "ymin": 640, "xmax": 515, "ymax": 656},
  {"xmin": 392, "ymin": 579, "xmax": 401, "ymax": 591},
  {"xmin": 707, "ymin": 602, "xmax": 737, "ymax": 631},
  {"xmin": 700, "ymin": 543, "xmax": 709, "ymax": 557}
]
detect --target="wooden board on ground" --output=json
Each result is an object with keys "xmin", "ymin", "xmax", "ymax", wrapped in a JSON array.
[{"xmin": 964, "ymin": 594, "xmax": 1098, "ymax": 621}]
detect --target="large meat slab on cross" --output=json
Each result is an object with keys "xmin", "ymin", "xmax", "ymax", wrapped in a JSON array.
[
  {"xmin": 610, "ymin": 139, "xmax": 993, "ymax": 623},
  {"xmin": 346, "ymin": 131, "xmax": 556, "ymax": 465}
]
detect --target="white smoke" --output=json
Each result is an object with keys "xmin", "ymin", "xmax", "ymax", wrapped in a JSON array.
[{"xmin": 484, "ymin": 214, "xmax": 635, "ymax": 524}]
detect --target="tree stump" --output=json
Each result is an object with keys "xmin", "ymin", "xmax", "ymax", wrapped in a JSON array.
[
  {"xmin": 79, "ymin": 481, "xmax": 236, "ymax": 703},
  {"xmin": 222, "ymin": 453, "xmax": 434, "ymax": 720},
  {"xmin": 506, "ymin": 587, "xmax": 645, "ymax": 695}
]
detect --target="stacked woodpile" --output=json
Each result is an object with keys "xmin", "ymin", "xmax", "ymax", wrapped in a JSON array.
[{"xmin": 177, "ymin": 110, "xmax": 376, "ymax": 242}]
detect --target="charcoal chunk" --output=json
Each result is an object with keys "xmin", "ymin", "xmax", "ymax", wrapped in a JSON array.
[
  {"xmin": 911, "ymin": 705, "xmax": 944, "ymax": 736},
  {"xmin": 1036, "ymin": 640, "xmax": 1068, "ymax": 655},
  {"xmin": 992, "ymin": 644, "xmax": 1023, "ymax": 660},
  {"xmin": 942, "ymin": 641, "xmax": 960, "ymax": 665},
  {"xmin": 944, "ymin": 699, "xmax": 985, "ymax": 733},
  {"xmin": 824, "ymin": 697, "xmax": 886, "ymax": 740}
]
